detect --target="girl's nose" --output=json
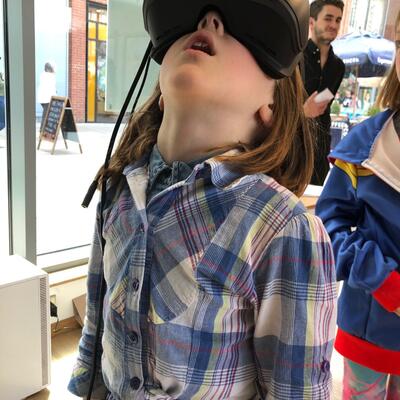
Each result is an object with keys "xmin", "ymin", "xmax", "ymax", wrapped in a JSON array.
[{"xmin": 197, "ymin": 11, "xmax": 224, "ymax": 35}]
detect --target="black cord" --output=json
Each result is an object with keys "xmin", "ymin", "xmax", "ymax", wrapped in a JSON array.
[
  {"xmin": 86, "ymin": 41, "xmax": 153, "ymax": 400},
  {"xmin": 131, "ymin": 52, "xmax": 152, "ymax": 114},
  {"xmin": 81, "ymin": 41, "xmax": 153, "ymax": 209}
]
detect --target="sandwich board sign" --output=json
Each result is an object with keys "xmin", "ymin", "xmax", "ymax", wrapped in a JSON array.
[{"xmin": 37, "ymin": 96, "xmax": 82, "ymax": 154}]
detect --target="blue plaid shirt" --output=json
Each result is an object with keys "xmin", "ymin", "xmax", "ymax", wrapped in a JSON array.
[{"xmin": 68, "ymin": 153, "xmax": 337, "ymax": 399}]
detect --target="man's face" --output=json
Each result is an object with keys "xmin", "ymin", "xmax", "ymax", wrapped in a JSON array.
[{"xmin": 310, "ymin": 5, "xmax": 343, "ymax": 46}]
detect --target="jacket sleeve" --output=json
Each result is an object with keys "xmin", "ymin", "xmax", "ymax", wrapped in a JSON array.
[
  {"xmin": 68, "ymin": 202, "xmax": 108, "ymax": 399},
  {"xmin": 316, "ymin": 160, "xmax": 400, "ymax": 312},
  {"xmin": 253, "ymin": 212, "xmax": 337, "ymax": 399}
]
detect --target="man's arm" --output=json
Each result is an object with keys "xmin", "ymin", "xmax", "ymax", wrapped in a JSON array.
[{"xmin": 331, "ymin": 58, "xmax": 345, "ymax": 98}]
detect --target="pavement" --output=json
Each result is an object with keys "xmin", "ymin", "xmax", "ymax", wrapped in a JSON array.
[{"xmin": 0, "ymin": 123, "xmax": 120, "ymax": 256}]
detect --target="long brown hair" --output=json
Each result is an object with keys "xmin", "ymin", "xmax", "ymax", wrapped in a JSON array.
[
  {"xmin": 376, "ymin": 11, "xmax": 400, "ymax": 111},
  {"xmin": 100, "ymin": 67, "xmax": 313, "ymax": 197}
]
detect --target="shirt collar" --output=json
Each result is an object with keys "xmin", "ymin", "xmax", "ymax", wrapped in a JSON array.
[
  {"xmin": 307, "ymin": 38, "xmax": 334, "ymax": 58},
  {"xmin": 122, "ymin": 148, "xmax": 245, "ymax": 189},
  {"xmin": 147, "ymin": 145, "xmax": 200, "ymax": 195}
]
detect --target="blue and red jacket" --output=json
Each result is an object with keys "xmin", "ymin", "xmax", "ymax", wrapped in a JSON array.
[{"xmin": 316, "ymin": 109, "xmax": 400, "ymax": 374}]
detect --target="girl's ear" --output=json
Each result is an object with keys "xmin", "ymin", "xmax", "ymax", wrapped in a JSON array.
[
  {"xmin": 158, "ymin": 95, "xmax": 164, "ymax": 112},
  {"xmin": 258, "ymin": 103, "xmax": 273, "ymax": 127}
]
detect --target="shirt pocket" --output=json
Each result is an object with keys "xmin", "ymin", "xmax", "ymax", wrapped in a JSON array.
[
  {"xmin": 147, "ymin": 264, "xmax": 200, "ymax": 393},
  {"xmin": 148, "ymin": 258, "xmax": 200, "ymax": 324}
]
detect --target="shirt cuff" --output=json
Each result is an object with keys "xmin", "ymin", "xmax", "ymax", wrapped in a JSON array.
[{"xmin": 372, "ymin": 271, "xmax": 400, "ymax": 312}]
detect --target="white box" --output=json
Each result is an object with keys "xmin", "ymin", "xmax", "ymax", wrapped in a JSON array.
[{"xmin": 0, "ymin": 255, "xmax": 51, "ymax": 400}]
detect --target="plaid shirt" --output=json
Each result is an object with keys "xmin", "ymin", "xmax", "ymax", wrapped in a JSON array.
[{"xmin": 68, "ymin": 155, "xmax": 337, "ymax": 400}]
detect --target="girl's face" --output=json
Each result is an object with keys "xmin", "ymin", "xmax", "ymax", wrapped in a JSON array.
[{"xmin": 159, "ymin": 11, "xmax": 274, "ymax": 115}]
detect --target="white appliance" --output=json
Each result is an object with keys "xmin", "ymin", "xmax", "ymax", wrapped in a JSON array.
[{"xmin": 0, "ymin": 255, "xmax": 51, "ymax": 400}]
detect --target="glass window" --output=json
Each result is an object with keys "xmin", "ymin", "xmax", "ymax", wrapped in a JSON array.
[
  {"xmin": 1, "ymin": 0, "xmax": 395, "ymax": 267},
  {"xmin": 0, "ymin": 0, "xmax": 8, "ymax": 257},
  {"xmin": 98, "ymin": 23, "xmax": 107, "ymax": 41},
  {"xmin": 34, "ymin": 0, "xmax": 157, "ymax": 270},
  {"xmin": 348, "ymin": 0, "xmax": 388, "ymax": 34},
  {"xmin": 88, "ymin": 21, "xmax": 97, "ymax": 39}
]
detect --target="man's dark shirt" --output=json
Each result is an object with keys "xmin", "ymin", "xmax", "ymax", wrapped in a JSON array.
[{"xmin": 303, "ymin": 39, "xmax": 345, "ymax": 185}]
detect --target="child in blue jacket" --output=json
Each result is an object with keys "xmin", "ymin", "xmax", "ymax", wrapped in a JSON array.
[{"xmin": 316, "ymin": 10, "xmax": 400, "ymax": 399}]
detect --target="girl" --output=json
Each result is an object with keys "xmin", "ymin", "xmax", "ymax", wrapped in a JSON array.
[
  {"xmin": 69, "ymin": 6, "xmax": 336, "ymax": 400},
  {"xmin": 316, "ymin": 10, "xmax": 400, "ymax": 400}
]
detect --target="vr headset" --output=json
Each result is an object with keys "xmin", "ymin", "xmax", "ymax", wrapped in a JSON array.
[
  {"xmin": 84, "ymin": 2, "xmax": 309, "ymax": 398},
  {"xmin": 144, "ymin": 0, "xmax": 310, "ymax": 79}
]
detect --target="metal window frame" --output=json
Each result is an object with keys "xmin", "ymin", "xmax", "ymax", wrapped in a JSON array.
[{"xmin": 5, "ymin": 0, "xmax": 36, "ymax": 264}]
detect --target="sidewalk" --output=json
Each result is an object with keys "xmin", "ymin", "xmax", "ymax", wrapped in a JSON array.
[
  {"xmin": 0, "ymin": 123, "xmax": 120, "ymax": 255},
  {"xmin": 35, "ymin": 123, "xmax": 116, "ymax": 255}
]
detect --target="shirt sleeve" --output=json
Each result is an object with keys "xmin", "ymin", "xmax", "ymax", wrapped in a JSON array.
[
  {"xmin": 316, "ymin": 161, "xmax": 400, "ymax": 312},
  {"xmin": 253, "ymin": 212, "xmax": 337, "ymax": 399},
  {"xmin": 68, "ymin": 202, "xmax": 108, "ymax": 398},
  {"xmin": 331, "ymin": 58, "xmax": 345, "ymax": 97}
]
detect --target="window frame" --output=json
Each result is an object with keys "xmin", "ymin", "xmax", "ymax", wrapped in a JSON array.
[{"xmin": 5, "ymin": 0, "xmax": 37, "ymax": 264}]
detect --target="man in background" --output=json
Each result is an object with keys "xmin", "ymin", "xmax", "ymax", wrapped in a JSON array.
[
  {"xmin": 37, "ymin": 62, "xmax": 56, "ymax": 133},
  {"xmin": 303, "ymin": 0, "xmax": 345, "ymax": 185}
]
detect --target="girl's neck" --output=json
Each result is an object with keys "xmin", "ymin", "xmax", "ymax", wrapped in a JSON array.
[{"xmin": 157, "ymin": 105, "xmax": 258, "ymax": 164}]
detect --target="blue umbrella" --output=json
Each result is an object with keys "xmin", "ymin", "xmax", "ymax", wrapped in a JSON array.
[{"xmin": 332, "ymin": 31, "xmax": 395, "ymax": 77}]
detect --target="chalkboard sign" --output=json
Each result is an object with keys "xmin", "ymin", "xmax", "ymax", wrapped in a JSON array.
[{"xmin": 37, "ymin": 96, "xmax": 82, "ymax": 154}]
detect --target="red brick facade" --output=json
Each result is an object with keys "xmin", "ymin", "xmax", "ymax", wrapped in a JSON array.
[
  {"xmin": 384, "ymin": 0, "xmax": 400, "ymax": 40},
  {"xmin": 340, "ymin": 0, "xmax": 352, "ymax": 36},
  {"xmin": 69, "ymin": 0, "xmax": 107, "ymax": 122}
]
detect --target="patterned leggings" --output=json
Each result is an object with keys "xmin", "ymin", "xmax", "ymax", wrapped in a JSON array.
[{"xmin": 343, "ymin": 358, "xmax": 400, "ymax": 399}]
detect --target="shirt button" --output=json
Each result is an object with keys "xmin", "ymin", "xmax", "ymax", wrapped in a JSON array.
[
  {"xmin": 130, "ymin": 377, "xmax": 141, "ymax": 390},
  {"xmin": 129, "ymin": 331, "xmax": 139, "ymax": 344},
  {"xmin": 321, "ymin": 359, "xmax": 330, "ymax": 373},
  {"xmin": 132, "ymin": 278, "xmax": 140, "ymax": 292}
]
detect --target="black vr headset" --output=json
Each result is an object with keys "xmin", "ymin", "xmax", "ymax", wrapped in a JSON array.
[
  {"xmin": 84, "ymin": 1, "xmax": 309, "ymax": 398},
  {"xmin": 144, "ymin": 0, "xmax": 309, "ymax": 79}
]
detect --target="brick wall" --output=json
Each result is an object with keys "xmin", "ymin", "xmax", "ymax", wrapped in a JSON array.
[
  {"xmin": 340, "ymin": 0, "xmax": 353, "ymax": 36},
  {"xmin": 69, "ymin": 0, "xmax": 108, "ymax": 122},
  {"xmin": 384, "ymin": 0, "xmax": 400, "ymax": 40},
  {"xmin": 69, "ymin": 0, "xmax": 86, "ymax": 122}
]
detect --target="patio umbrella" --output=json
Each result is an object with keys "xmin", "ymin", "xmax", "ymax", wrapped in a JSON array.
[{"xmin": 332, "ymin": 31, "xmax": 395, "ymax": 77}]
